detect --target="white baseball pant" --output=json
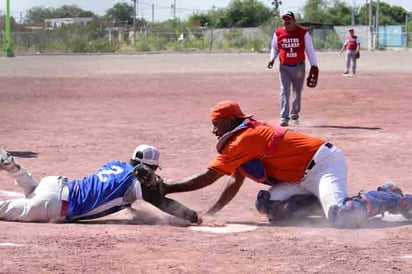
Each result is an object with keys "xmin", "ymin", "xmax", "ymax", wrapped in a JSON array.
[
  {"xmin": 267, "ymin": 143, "xmax": 348, "ymax": 217},
  {"xmin": 0, "ymin": 167, "xmax": 68, "ymax": 222}
]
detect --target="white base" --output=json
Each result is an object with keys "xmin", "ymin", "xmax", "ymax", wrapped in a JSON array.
[{"xmin": 189, "ymin": 223, "xmax": 258, "ymax": 234}]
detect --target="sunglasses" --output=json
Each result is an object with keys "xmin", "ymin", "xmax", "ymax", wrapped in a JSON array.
[{"xmin": 284, "ymin": 21, "xmax": 292, "ymax": 26}]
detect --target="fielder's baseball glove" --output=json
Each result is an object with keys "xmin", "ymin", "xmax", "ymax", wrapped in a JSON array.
[
  {"xmin": 133, "ymin": 163, "xmax": 164, "ymax": 191},
  {"xmin": 306, "ymin": 65, "xmax": 319, "ymax": 88},
  {"xmin": 355, "ymin": 51, "xmax": 360, "ymax": 59}
]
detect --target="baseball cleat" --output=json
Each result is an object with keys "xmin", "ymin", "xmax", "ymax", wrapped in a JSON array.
[{"xmin": 0, "ymin": 147, "xmax": 17, "ymax": 172}]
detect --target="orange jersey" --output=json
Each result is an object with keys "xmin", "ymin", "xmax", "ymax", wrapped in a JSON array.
[{"xmin": 208, "ymin": 122, "xmax": 325, "ymax": 182}]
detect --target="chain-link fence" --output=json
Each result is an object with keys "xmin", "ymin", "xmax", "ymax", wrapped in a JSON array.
[{"xmin": 1, "ymin": 25, "xmax": 411, "ymax": 54}]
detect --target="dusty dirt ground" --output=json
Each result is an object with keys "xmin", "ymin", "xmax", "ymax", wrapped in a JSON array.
[{"xmin": 1, "ymin": 51, "xmax": 412, "ymax": 273}]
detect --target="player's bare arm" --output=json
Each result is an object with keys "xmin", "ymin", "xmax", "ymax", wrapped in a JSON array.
[
  {"xmin": 205, "ymin": 171, "xmax": 245, "ymax": 215},
  {"xmin": 163, "ymin": 168, "xmax": 223, "ymax": 194}
]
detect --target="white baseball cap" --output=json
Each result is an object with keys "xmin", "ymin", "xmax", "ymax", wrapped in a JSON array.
[{"xmin": 131, "ymin": 144, "xmax": 160, "ymax": 166}]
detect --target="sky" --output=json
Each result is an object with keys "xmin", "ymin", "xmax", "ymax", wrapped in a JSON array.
[{"xmin": 1, "ymin": 0, "xmax": 411, "ymax": 23}]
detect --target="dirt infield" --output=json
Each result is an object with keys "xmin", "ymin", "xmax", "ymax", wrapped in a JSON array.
[{"xmin": 1, "ymin": 51, "xmax": 412, "ymax": 273}]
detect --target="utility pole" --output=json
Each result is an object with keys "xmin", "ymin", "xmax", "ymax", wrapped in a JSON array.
[
  {"xmin": 132, "ymin": 0, "xmax": 137, "ymax": 44},
  {"xmin": 368, "ymin": 0, "xmax": 373, "ymax": 50},
  {"xmin": 405, "ymin": 14, "xmax": 409, "ymax": 48},
  {"xmin": 3, "ymin": 0, "xmax": 14, "ymax": 57},
  {"xmin": 351, "ymin": 0, "xmax": 356, "ymax": 26},
  {"xmin": 375, "ymin": 0, "xmax": 380, "ymax": 49},
  {"xmin": 173, "ymin": 0, "xmax": 177, "ymax": 20},
  {"xmin": 152, "ymin": 4, "xmax": 155, "ymax": 23}
]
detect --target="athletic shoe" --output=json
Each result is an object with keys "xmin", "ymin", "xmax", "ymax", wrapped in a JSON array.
[
  {"xmin": 291, "ymin": 119, "xmax": 299, "ymax": 125},
  {"xmin": 0, "ymin": 147, "xmax": 17, "ymax": 172},
  {"xmin": 290, "ymin": 115, "xmax": 299, "ymax": 125},
  {"xmin": 280, "ymin": 120, "xmax": 289, "ymax": 127}
]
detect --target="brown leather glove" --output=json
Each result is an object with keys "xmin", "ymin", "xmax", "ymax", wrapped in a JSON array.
[{"xmin": 306, "ymin": 65, "xmax": 319, "ymax": 88}]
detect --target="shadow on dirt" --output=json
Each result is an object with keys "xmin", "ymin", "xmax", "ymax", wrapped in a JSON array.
[
  {"xmin": 233, "ymin": 215, "xmax": 412, "ymax": 229},
  {"xmin": 75, "ymin": 215, "xmax": 412, "ymax": 229},
  {"xmin": 311, "ymin": 125, "xmax": 382, "ymax": 131},
  {"xmin": 9, "ymin": 151, "xmax": 39, "ymax": 158}
]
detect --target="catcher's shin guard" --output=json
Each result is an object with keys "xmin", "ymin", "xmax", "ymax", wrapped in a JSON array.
[
  {"xmin": 328, "ymin": 197, "xmax": 368, "ymax": 228},
  {"xmin": 377, "ymin": 183, "xmax": 412, "ymax": 219},
  {"xmin": 328, "ymin": 185, "xmax": 405, "ymax": 228},
  {"xmin": 362, "ymin": 190, "xmax": 403, "ymax": 217},
  {"xmin": 400, "ymin": 194, "xmax": 412, "ymax": 220}
]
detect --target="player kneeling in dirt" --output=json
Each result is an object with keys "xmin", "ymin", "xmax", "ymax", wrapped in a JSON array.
[
  {"xmin": 0, "ymin": 145, "xmax": 207, "ymax": 225},
  {"xmin": 161, "ymin": 100, "xmax": 412, "ymax": 228}
]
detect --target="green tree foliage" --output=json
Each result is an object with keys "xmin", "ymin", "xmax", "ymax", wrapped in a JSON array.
[
  {"xmin": 208, "ymin": 7, "xmax": 230, "ymax": 27},
  {"xmin": 53, "ymin": 5, "xmax": 95, "ymax": 18},
  {"xmin": 358, "ymin": 2, "xmax": 409, "ymax": 25},
  {"xmin": 25, "ymin": 5, "xmax": 96, "ymax": 25},
  {"xmin": 303, "ymin": 0, "xmax": 327, "ymax": 23},
  {"xmin": 25, "ymin": 7, "xmax": 54, "ymax": 24},
  {"xmin": 323, "ymin": 1, "xmax": 352, "ymax": 25},
  {"xmin": 104, "ymin": 2, "xmax": 134, "ymax": 26},
  {"xmin": 189, "ymin": 0, "xmax": 272, "ymax": 28},
  {"xmin": 303, "ymin": 0, "xmax": 410, "ymax": 26},
  {"xmin": 226, "ymin": 0, "xmax": 272, "ymax": 27}
]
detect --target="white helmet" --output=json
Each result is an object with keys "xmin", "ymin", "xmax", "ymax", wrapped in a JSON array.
[{"xmin": 131, "ymin": 144, "xmax": 160, "ymax": 166}]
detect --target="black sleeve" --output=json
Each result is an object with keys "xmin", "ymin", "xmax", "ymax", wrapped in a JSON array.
[{"xmin": 141, "ymin": 184, "xmax": 199, "ymax": 224}]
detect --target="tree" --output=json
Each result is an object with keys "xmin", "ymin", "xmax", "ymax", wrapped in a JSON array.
[
  {"xmin": 208, "ymin": 7, "xmax": 230, "ymax": 28},
  {"xmin": 104, "ymin": 2, "xmax": 134, "ymax": 26},
  {"xmin": 226, "ymin": 0, "xmax": 272, "ymax": 27},
  {"xmin": 302, "ymin": 0, "xmax": 327, "ymax": 23},
  {"xmin": 323, "ymin": 1, "xmax": 352, "ymax": 26},
  {"xmin": 189, "ymin": 0, "xmax": 276, "ymax": 28},
  {"xmin": 53, "ymin": 5, "xmax": 95, "ymax": 18},
  {"xmin": 25, "ymin": 6, "xmax": 54, "ymax": 24},
  {"xmin": 25, "ymin": 5, "xmax": 96, "ymax": 25},
  {"xmin": 358, "ymin": 2, "xmax": 409, "ymax": 25}
]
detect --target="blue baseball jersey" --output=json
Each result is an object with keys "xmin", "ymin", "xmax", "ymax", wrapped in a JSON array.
[{"xmin": 66, "ymin": 161, "xmax": 142, "ymax": 221}]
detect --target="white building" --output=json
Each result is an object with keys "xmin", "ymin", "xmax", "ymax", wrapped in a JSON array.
[{"xmin": 45, "ymin": 17, "xmax": 93, "ymax": 29}]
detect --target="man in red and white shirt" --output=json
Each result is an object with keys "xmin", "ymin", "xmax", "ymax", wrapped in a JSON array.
[
  {"xmin": 267, "ymin": 11, "xmax": 318, "ymax": 127},
  {"xmin": 340, "ymin": 28, "xmax": 360, "ymax": 75}
]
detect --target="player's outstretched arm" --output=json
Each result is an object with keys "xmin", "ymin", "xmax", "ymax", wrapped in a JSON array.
[
  {"xmin": 141, "ymin": 185, "xmax": 200, "ymax": 224},
  {"xmin": 204, "ymin": 171, "xmax": 245, "ymax": 215},
  {"xmin": 163, "ymin": 169, "xmax": 224, "ymax": 195}
]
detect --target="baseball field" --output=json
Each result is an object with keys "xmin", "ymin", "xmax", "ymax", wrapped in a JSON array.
[{"xmin": 1, "ymin": 50, "xmax": 412, "ymax": 273}]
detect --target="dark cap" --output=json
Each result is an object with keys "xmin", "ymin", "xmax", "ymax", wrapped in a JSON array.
[{"xmin": 282, "ymin": 11, "xmax": 295, "ymax": 21}]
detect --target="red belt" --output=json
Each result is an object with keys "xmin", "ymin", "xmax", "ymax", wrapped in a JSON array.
[{"xmin": 60, "ymin": 201, "xmax": 68, "ymax": 217}]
